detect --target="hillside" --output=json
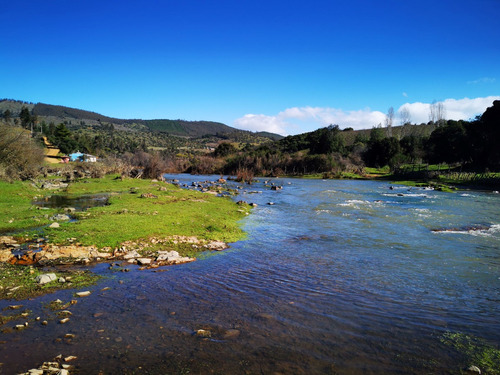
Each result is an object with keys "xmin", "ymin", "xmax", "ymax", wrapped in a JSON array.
[{"xmin": 0, "ymin": 99, "xmax": 283, "ymax": 141}]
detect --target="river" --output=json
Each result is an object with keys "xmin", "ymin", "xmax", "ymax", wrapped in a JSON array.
[{"xmin": 1, "ymin": 176, "xmax": 499, "ymax": 374}]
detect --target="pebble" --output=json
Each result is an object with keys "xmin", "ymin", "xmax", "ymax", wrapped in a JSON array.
[
  {"xmin": 76, "ymin": 291, "xmax": 91, "ymax": 297},
  {"xmin": 59, "ymin": 318, "xmax": 70, "ymax": 324}
]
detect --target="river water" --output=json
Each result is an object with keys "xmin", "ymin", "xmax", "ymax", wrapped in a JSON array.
[{"xmin": 1, "ymin": 176, "xmax": 499, "ymax": 374}]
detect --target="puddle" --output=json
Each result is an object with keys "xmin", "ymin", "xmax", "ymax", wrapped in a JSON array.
[{"xmin": 32, "ymin": 193, "xmax": 110, "ymax": 211}]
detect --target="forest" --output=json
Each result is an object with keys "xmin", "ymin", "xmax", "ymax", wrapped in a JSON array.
[{"xmin": 0, "ymin": 99, "xmax": 499, "ymax": 184}]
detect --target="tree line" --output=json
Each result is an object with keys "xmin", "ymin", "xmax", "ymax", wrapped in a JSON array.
[{"xmin": 1, "ymin": 101, "xmax": 498, "ymax": 181}]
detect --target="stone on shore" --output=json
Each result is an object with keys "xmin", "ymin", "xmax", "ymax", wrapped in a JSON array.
[
  {"xmin": 35, "ymin": 273, "xmax": 57, "ymax": 285},
  {"xmin": 137, "ymin": 258, "xmax": 152, "ymax": 265},
  {"xmin": 49, "ymin": 222, "xmax": 60, "ymax": 228},
  {"xmin": 156, "ymin": 250, "xmax": 195, "ymax": 264},
  {"xmin": 123, "ymin": 250, "xmax": 141, "ymax": 259}
]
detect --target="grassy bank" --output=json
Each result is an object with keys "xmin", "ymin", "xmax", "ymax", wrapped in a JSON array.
[
  {"xmin": 45, "ymin": 175, "xmax": 250, "ymax": 248},
  {"xmin": 0, "ymin": 175, "xmax": 251, "ymax": 299},
  {"xmin": 0, "ymin": 263, "xmax": 100, "ymax": 300},
  {"xmin": 0, "ymin": 175, "xmax": 250, "ymax": 249}
]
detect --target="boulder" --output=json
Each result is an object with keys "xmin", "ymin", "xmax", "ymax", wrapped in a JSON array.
[
  {"xmin": 49, "ymin": 222, "xmax": 60, "ymax": 228},
  {"xmin": 35, "ymin": 273, "xmax": 57, "ymax": 285},
  {"xmin": 137, "ymin": 258, "xmax": 152, "ymax": 265}
]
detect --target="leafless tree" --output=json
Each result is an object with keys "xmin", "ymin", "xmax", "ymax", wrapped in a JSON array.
[
  {"xmin": 429, "ymin": 101, "xmax": 446, "ymax": 126},
  {"xmin": 399, "ymin": 107, "xmax": 411, "ymax": 125},
  {"xmin": 385, "ymin": 107, "xmax": 394, "ymax": 137}
]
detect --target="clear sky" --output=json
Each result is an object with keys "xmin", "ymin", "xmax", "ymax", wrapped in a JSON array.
[{"xmin": 1, "ymin": 0, "xmax": 499, "ymax": 135}]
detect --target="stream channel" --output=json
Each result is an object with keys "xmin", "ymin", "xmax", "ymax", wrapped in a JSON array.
[{"xmin": 1, "ymin": 175, "xmax": 499, "ymax": 374}]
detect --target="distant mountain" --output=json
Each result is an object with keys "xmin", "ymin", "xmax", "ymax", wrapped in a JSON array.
[{"xmin": 0, "ymin": 99, "xmax": 284, "ymax": 141}]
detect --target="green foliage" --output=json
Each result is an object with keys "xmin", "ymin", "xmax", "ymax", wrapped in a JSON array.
[
  {"xmin": 213, "ymin": 142, "xmax": 237, "ymax": 157},
  {"xmin": 50, "ymin": 123, "xmax": 77, "ymax": 154},
  {"xmin": 441, "ymin": 332, "xmax": 500, "ymax": 374}
]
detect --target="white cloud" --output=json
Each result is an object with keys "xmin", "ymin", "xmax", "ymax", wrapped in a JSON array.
[
  {"xmin": 397, "ymin": 96, "xmax": 500, "ymax": 124},
  {"xmin": 233, "ymin": 96, "xmax": 500, "ymax": 136},
  {"xmin": 402, "ymin": 92, "xmax": 408, "ymax": 97},
  {"xmin": 234, "ymin": 107, "xmax": 386, "ymax": 135}
]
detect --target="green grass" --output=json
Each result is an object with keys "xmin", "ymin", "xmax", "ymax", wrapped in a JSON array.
[
  {"xmin": 0, "ymin": 180, "xmax": 57, "ymax": 234},
  {"xmin": 41, "ymin": 175, "xmax": 251, "ymax": 249},
  {"xmin": 441, "ymin": 332, "xmax": 500, "ymax": 374},
  {"xmin": 0, "ymin": 263, "xmax": 100, "ymax": 300}
]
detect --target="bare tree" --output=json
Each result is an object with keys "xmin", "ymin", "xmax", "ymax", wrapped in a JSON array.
[
  {"xmin": 429, "ymin": 101, "xmax": 437, "ymax": 123},
  {"xmin": 399, "ymin": 107, "xmax": 412, "ymax": 138},
  {"xmin": 399, "ymin": 107, "xmax": 411, "ymax": 125},
  {"xmin": 436, "ymin": 102, "xmax": 446, "ymax": 126},
  {"xmin": 385, "ymin": 107, "xmax": 394, "ymax": 137},
  {"xmin": 429, "ymin": 101, "xmax": 446, "ymax": 126}
]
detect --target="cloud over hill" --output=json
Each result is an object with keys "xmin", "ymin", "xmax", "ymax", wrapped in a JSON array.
[{"xmin": 234, "ymin": 96, "xmax": 500, "ymax": 135}]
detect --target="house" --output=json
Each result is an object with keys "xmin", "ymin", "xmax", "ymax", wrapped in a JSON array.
[{"xmin": 84, "ymin": 154, "xmax": 97, "ymax": 162}]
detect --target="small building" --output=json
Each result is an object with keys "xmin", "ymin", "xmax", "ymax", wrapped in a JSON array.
[
  {"xmin": 69, "ymin": 152, "xmax": 84, "ymax": 162},
  {"xmin": 84, "ymin": 154, "xmax": 97, "ymax": 162},
  {"xmin": 69, "ymin": 151, "xmax": 97, "ymax": 163}
]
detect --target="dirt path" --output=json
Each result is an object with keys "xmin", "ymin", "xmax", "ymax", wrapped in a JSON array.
[{"xmin": 43, "ymin": 136, "xmax": 61, "ymax": 163}]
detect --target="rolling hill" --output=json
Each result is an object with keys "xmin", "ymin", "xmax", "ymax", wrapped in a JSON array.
[{"xmin": 0, "ymin": 99, "xmax": 283, "ymax": 141}]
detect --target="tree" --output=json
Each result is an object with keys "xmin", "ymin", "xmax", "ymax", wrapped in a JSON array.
[
  {"xmin": 399, "ymin": 107, "xmax": 411, "ymax": 125},
  {"xmin": 308, "ymin": 125, "xmax": 345, "ymax": 155},
  {"xmin": 385, "ymin": 107, "xmax": 394, "ymax": 137},
  {"xmin": 427, "ymin": 120, "xmax": 468, "ymax": 164},
  {"xmin": 214, "ymin": 142, "xmax": 237, "ymax": 157},
  {"xmin": 19, "ymin": 106, "xmax": 31, "ymax": 129},
  {"xmin": 429, "ymin": 101, "xmax": 446, "ymax": 126},
  {"xmin": 0, "ymin": 123, "xmax": 44, "ymax": 180},
  {"xmin": 3, "ymin": 109, "xmax": 11, "ymax": 123},
  {"xmin": 53, "ymin": 123, "xmax": 76, "ymax": 154}
]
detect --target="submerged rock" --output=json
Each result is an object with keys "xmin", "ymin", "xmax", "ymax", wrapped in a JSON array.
[{"xmin": 196, "ymin": 329, "xmax": 211, "ymax": 338}]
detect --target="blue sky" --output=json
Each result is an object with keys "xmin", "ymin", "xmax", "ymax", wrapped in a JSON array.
[{"xmin": 1, "ymin": 0, "xmax": 499, "ymax": 135}]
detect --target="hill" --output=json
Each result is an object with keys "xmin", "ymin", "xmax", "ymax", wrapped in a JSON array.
[{"xmin": 0, "ymin": 99, "xmax": 283, "ymax": 141}]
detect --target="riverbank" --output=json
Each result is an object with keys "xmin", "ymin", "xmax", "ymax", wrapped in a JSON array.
[{"xmin": 0, "ymin": 175, "xmax": 251, "ymax": 300}]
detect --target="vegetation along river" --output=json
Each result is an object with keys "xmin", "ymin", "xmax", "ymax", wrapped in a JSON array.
[{"xmin": 1, "ymin": 176, "xmax": 499, "ymax": 374}]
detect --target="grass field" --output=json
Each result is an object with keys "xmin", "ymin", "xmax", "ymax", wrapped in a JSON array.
[{"xmin": 0, "ymin": 175, "xmax": 251, "ymax": 249}]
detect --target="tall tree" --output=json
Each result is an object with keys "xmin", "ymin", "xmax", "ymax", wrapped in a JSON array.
[{"xmin": 385, "ymin": 107, "xmax": 394, "ymax": 137}]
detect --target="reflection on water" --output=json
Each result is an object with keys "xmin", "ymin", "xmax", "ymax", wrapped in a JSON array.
[
  {"xmin": 1, "ymin": 176, "xmax": 499, "ymax": 374},
  {"xmin": 32, "ymin": 193, "xmax": 110, "ymax": 211}
]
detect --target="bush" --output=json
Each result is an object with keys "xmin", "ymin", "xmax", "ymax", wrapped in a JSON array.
[{"xmin": 0, "ymin": 123, "xmax": 44, "ymax": 180}]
